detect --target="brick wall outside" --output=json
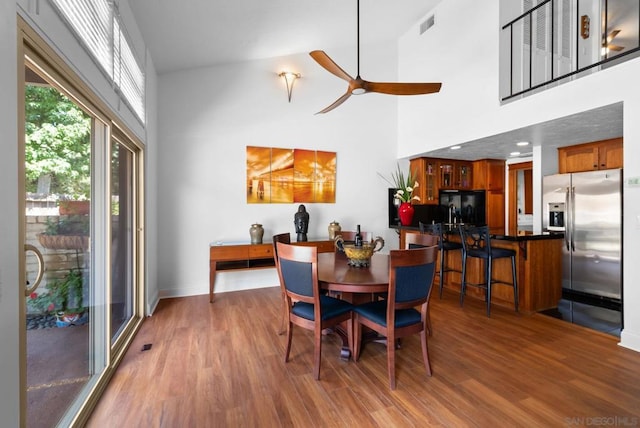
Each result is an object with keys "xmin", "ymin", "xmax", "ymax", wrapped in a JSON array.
[{"xmin": 25, "ymin": 214, "xmax": 87, "ymax": 313}]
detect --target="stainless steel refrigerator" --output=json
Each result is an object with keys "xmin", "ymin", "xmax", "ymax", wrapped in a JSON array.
[{"xmin": 543, "ymin": 169, "xmax": 622, "ymax": 334}]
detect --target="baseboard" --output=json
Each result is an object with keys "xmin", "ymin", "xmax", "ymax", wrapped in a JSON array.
[
  {"xmin": 619, "ymin": 329, "xmax": 640, "ymax": 353},
  {"xmin": 158, "ymin": 268, "xmax": 280, "ymax": 299}
]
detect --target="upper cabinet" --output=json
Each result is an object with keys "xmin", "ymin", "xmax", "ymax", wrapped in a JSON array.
[
  {"xmin": 473, "ymin": 159, "xmax": 506, "ymax": 233},
  {"xmin": 472, "ymin": 159, "xmax": 505, "ymax": 191},
  {"xmin": 410, "ymin": 158, "xmax": 473, "ymax": 205},
  {"xmin": 410, "ymin": 158, "xmax": 438, "ymax": 205},
  {"xmin": 558, "ymin": 138, "xmax": 623, "ymax": 173},
  {"xmin": 439, "ymin": 160, "xmax": 473, "ymax": 190}
]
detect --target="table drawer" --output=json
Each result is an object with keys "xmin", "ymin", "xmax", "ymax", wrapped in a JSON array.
[
  {"xmin": 249, "ymin": 244, "xmax": 273, "ymax": 259},
  {"xmin": 210, "ymin": 245, "xmax": 249, "ymax": 261}
]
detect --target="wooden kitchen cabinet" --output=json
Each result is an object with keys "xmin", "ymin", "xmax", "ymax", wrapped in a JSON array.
[
  {"xmin": 409, "ymin": 157, "xmax": 505, "ymax": 232},
  {"xmin": 410, "ymin": 157, "xmax": 473, "ymax": 205},
  {"xmin": 472, "ymin": 159, "xmax": 505, "ymax": 190},
  {"xmin": 485, "ymin": 190, "xmax": 505, "ymax": 233},
  {"xmin": 410, "ymin": 157, "xmax": 439, "ymax": 205},
  {"xmin": 473, "ymin": 159, "xmax": 506, "ymax": 233},
  {"xmin": 558, "ymin": 138, "xmax": 623, "ymax": 173},
  {"xmin": 457, "ymin": 162, "xmax": 473, "ymax": 189},
  {"xmin": 439, "ymin": 160, "xmax": 473, "ymax": 189}
]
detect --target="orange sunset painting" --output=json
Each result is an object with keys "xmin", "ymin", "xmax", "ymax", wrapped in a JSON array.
[{"xmin": 246, "ymin": 146, "xmax": 336, "ymax": 204}]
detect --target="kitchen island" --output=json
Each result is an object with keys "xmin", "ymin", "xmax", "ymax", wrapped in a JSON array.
[{"xmin": 398, "ymin": 227, "xmax": 563, "ymax": 314}]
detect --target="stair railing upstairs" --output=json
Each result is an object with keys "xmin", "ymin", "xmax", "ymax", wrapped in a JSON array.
[{"xmin": 501, "ymin": 0, "xmax": 640, "ymax": 102}]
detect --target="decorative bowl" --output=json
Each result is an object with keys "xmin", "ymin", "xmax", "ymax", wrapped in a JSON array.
[{"xmin": 334, "ymin": 236, "xmax": 385, "ymax": 267}]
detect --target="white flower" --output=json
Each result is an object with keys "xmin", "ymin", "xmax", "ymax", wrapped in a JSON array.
[{"xmin": 379, "ymin": 164, "xmax": 420, "ymax": 203}]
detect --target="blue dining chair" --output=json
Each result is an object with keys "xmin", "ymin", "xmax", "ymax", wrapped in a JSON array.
[
  {"xmin": 276, "ymin": 242, "xmax": 353, "ymax": 380},
  {"xmin": 272, "ymin": 232, "xmax": 291, "ymax": 335},
  {"xmin": 353, "ymin": 246, "xmax": 438, "ymax": 389},
  {"xmin": 404, "ymin": 232, "xmax": 439, "ymax": 336}
]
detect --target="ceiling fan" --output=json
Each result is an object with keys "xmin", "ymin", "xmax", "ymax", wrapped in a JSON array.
[
  {"xmin": 603, "ymin": 29, "xmax": 624, "ymax": 53},
  {"xmin": 309, "ymin": 0, "xmax": 442, "ymax": 114}
]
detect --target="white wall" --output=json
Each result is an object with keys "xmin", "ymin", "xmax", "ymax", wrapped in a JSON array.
[
  {"xmin": 144, "ymin": 52, "xmax": 159, "ymax": 313},
  {"xmin": 156, "ymin": 42, "xmax": 403, "ymax": 297},
  {"xmin": 397, "ymin": 0, "xmax": 640, "ymax": 351}
]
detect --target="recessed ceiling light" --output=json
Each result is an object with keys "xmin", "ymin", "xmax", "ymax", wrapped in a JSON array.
[
  {"xmin": 510, "ymin": 151, "xmax": 521, "ymax": 156},
  {"xmin": 516, "ymin": 141, "xmax": 530, "ymax": 146},
  {"xmin": 450, "ymin": 145, "xmax": 461, "ymax": 150}
]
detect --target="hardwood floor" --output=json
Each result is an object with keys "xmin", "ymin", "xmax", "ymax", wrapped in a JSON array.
[{"xmin": 87, "ymin": 287, "xmax": 640, "ymax": 427}]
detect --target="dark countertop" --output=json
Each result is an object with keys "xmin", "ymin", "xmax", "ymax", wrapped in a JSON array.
[
  {"xmin": 491, "ymin": 231, "xmax": 564, "ymax": 242},
  {"xmin": 393, "ymin": 224, "xmax": 564, "ymax": 242}
]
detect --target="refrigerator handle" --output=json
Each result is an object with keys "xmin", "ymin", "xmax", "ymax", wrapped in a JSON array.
[
  {"xmin": 564, "ymin": 187, "xmax": 570, "ymax": 251},
  {"xmin": 570, "ymin": 186, "xmax": 576, "ymax": 252}
]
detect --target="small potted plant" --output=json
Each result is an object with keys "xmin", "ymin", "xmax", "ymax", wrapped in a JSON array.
[
  {"xmin": 58, "ymin": 196, "xmax": 90, "ymax": 215},
  {"xmin": 27, "ymin": 269, "xmax": 87, "ymax": 327},
  {"xmin": 379, "ymin": 163, "xmax": 420, "ymax": 226},
  {"xmin": 37, "ymin": 216, "xmax": 90, "ymax": 250}
]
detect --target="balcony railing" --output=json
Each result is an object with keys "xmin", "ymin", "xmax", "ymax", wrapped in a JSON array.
[{"xmin": 501, "ymin": 0, "xmax": 640, "ymax": 102}]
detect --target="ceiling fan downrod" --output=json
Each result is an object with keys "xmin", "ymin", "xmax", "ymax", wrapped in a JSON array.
[{"xmin": 352, "ymin": 0, "xmax": 366, "ymax": 95}]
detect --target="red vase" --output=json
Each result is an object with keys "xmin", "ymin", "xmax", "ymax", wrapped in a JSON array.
[{"xmin": 398, "ymin": 202, "xmax": 415, "ymax": 226}]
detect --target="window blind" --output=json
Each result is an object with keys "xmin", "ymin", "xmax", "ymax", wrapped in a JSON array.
[
  {"xmin": 50, "ymin": 0, "xmax": 145, "ymax": 123},
  {"xmin": 113, "ymin": 18, "xmax": 145, "ymax": 122}
]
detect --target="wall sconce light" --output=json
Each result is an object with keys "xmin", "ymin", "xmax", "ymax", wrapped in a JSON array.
[
  {"xmin": 279, "ymin": 71, "xmax": 301, "ymax": 102},
  {"xmin": 580, "ymin": 15, "xmax": 590, "ymax": 39}
]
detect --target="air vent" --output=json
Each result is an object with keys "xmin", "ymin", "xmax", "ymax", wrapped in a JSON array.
[{"xmin": 420, "ymin": 14, "xmax": 435, "ymax": 35}]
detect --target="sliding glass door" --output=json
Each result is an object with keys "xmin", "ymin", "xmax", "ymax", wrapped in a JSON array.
[
  {"xmin": 110, "ymin": 132, "xmax": 140, "ymax": 345},
  {"xmin": 24, "ymin": 61, "xmax": 99, "ymax": 428},
  {"xmin": 21, "ymin": 23, "xmax": 144, "ymax": 427}
]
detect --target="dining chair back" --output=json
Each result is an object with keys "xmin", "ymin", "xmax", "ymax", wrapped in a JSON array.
[
  {"xmin": 405, "ymin": 231, "xmax": 439, "ymax": 249},
  {"xmin": 276, "ymin": 242, "xmax": 353, "ymax": 380},
  {"xmin": 353, "ymin": 246, "xmax": 438, "ymax": 389},
  {"xmin": 273, "ymin": 233, "xmax": 291, "ymax": 335},
  {"xmin": 404, "ymin": 231, "xmax": 439, "ymax": 336},
  {"xmin": 419, "ymin": 221, "xmax": 463, "ymax": 298},
  {"xmin": 458, "ymin": 225, "xmax": 518, "ymax": 317}
]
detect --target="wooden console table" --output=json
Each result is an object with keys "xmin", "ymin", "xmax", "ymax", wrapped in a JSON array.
[{"xmin": 209, "ymin": 239, "xmax": 334, "ymax": 302}]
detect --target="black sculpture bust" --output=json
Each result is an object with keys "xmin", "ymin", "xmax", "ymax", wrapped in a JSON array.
[{"xmin": 294, "ymin": 204, "xmax": 309, "ymax": 242}]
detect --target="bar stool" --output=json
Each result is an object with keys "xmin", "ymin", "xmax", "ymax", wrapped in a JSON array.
[
  {"xmin": 419, "ymin": 222, "xmax": 463, "ymax": 298},
  {"xmin": 458, "ymin": 225, "xmax": 518, "ymax": 317}
]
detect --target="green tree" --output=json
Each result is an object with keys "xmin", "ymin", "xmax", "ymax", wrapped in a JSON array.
[{"xmin": 25, "ymin": 85, "xmax": 91, "ymax": 198}]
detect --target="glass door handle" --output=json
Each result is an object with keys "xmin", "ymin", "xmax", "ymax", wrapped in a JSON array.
[{"xmin": 24, "ymin": 244, "xmax": 44, "ymax": 296}]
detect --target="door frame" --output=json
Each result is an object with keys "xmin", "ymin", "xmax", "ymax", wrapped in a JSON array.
[
  {"xmin": 18, "ymin": 17, "xmax": 146, "ymax": 427},
  {"xmin": 507, "ymin": 161, "xmax": 533, "ymax": 234}
]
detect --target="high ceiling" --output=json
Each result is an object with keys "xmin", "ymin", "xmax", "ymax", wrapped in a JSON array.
[
  {"xmin": 129, "ymin": 0, "xmax": 443, "ymax": 74},
  {"xmin": 129, "ymin": 1, "xmax": 624, "ymax": 161}
]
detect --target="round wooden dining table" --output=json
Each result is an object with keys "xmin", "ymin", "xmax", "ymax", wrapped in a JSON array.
[
  {"xmin": 318, "ymin": 251, "xmax": 390, "ymax": 359},
  {"xmin": 318, "ymin": 251, "xmax": 389, "ymax": 302}
]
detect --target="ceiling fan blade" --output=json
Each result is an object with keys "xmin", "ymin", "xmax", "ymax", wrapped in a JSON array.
[
  {"xmin": 316, "ymin": 91, "xmax": 352, "ymax": 114},
  {"xmin": 309, "ymin": 1, "xmax": 444, "ymax": 113},
  {"xmin": 606, "ymin": 29, "xmax": 621, "ymax": 43},
  {"xmin": 309, "ymin": 51, "xmax": 353, "ymax": 82},
  {"xmin": 607, "ymin": 44, "xmax": 624, "ymax": 52},
  {"xmin": 364, "ymin": 81, "xmax": 442, "ymax": 95}
]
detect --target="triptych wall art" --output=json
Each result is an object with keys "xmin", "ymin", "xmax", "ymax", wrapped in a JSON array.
[{"xmin": 246, "ymin": 146, "xmax": 336, "ymax": 203}]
